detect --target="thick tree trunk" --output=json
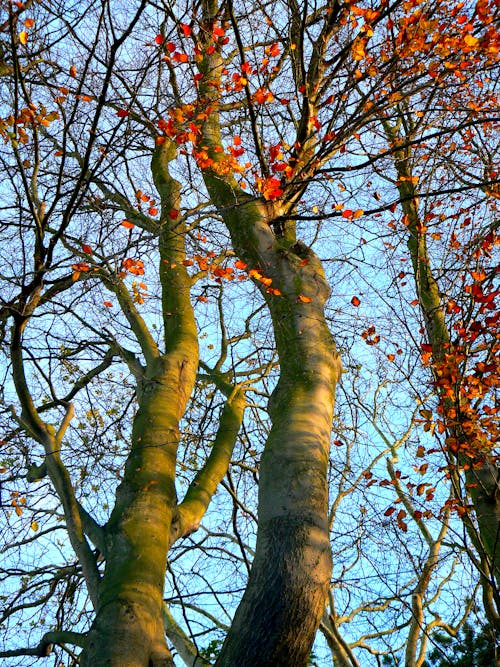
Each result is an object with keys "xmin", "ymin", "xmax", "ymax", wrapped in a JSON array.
[
  {"xmin": 81, "ymin": 136, "xmax": 199, "ymax": 664},
  {"xmin": 81, "ymin": 357, "xmax": 195, "ymax": 666},
  {"xmin": 212, "ymin": 218, "xmax": 341, "ymax": 667},
  {"xmin": 466, "ymin": 463, "xmax": 500, "ymax": 587}
]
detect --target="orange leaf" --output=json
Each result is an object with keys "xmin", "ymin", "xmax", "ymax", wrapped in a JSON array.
[
  {"xmin": 180, "ymin": 23, "xmax": 192, "ymax": 37},
  {"xmin": 384, "ymin": 507, "xmax": 396, "ymax": 517},
  {"xmin": 234, "ymin": 259, "xmax": 247, "ymax": 270},
  {"xmin": 24, "ymin": 18, "xmax": 35, "ymax": 28},
  {"xmin": 69, "ymin": 65, "xmax": 77, "ymax": 78},
  {"xmin": 351, "ymin": 296, "xmax": 361, "ymax": 307},
  {"xmin": 121, "ymin": 220, "xmax": 134, "ymax": 229},
  {"xmin": 148, "ymin": 207, "xmax": 159, "ymax": 216},
  {"xmin": 297, "ymin": 294, "xmax": 312, "ymax": 303},
  {"xmin": 464, "ymin": 34, "xmax": 479, "ymax": 47},
  {"xmin": 81, "ymin": 244, "xmax": 93, "ymax": 254},
  {"xmin": 103, "ymin": 301, "xmax": 113, "ymax": 308}
]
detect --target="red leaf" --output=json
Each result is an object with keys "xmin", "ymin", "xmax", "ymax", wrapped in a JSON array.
[
  {"xmin": 180, "ymin": 23, "xmax": 191, "ymax": 37},
  {"xmin": 103, "ymin": 301, "xmax": 113, "ymax": 308},
  {"xmin": 351, "ymin": 296, "xmax": 361, "ymax": 307},
  {"xmin": 117, "ymin": 109, "xmax": 129, "ymax": 118},
  {"xmin": 81, "ymin": 244, "xmax": 93, "ymax": 254},
  {"xmin": 155, "ymin": 34, "xmax": 164, "ymax": 45},
  {"xmin": 384, "ymin": 507, "xmax": 396, "ymax": 516},
  {"xmin": 168, "ymin": 209, "xmax": 179, "ymax": 220}
]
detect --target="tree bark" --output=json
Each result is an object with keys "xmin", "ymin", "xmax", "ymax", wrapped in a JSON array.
[{"xmin": 81, "ymin": 143, "xmax": 199, "ymax": 666}]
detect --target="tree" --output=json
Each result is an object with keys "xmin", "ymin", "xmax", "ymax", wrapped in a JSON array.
[
  {"xmin": 422, "ymin": 620, "xmax": 499, "ymax": 667},
  {"xmin": 0, "ymin": 0, "xmax": 498, "ymax": 665}
]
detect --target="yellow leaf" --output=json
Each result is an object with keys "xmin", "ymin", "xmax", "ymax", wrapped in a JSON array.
[
  {"xmin": 31, "ymin": 521, "xmax": 39, "ymax": 531},
  {"xmin": 19, "ymin": 31, "xmax": 28, "ymax": 45},
  {"xmin": 464, "ymin": 34, "xmax": 479, "ymax": 47}
]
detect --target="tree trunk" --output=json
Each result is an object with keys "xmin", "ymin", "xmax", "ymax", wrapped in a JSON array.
[
  {"xmin": 212, "ymin": 215, "xmax": 341, "ymax": 667},
  {"xmin": 81, "ymin": 357, "xmax": 195, "ymax": 666}
]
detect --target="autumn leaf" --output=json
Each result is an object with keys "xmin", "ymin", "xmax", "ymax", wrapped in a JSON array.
[
  {"xmin": 234, "ymin": 259, "xmax": 248, "ymax": 270},
  {"xmin": 117, "ymin": 109, "xmax": 130, "ymax": 118},
  {"xmin": 122, "ymin": 258, "xmax": 145, "ymax": 276},
  {"xmin": 69, "ymin": 65, "xmax": 77, "ymax": 78},
  {"xmin": 24, "ymin": 18, "xmax": 35, "ymax": 28},
  {"xmin": 103, "ymin": 301, "xmax": 113, "ymax": 308},
  {"xmin": 81, "ymin": 244, "xmax": 93, "ymax": 254},
  {"xmin": 168, "ymin": 209, "xmax": 179, "ymax": 219},
  {"xmin": 72, "ymin": 262, "xmax": 90, "ymax": 272},
  {"xmin": 297, "ymin": 295, "xmax": 312, "ymax": 303},
  {"xmin": 351, "ymin": 296, "xmax": 361, "ymax": 307},
  {"xmin": 464, "ymin": 34, "xmax": 479, "ymax": 47},
  {"xmin": 180, "ymin": 23, "xmax": 192, "ymax": 37},
  {"xmin": 265, "ymin": 42, "xmax": 280, "ymax": 57},
  {"xmin": 155, "ymin": 35, "xmax": 164, "ymax": 45},
  {"xmin": 256, "ymin": 176, "xmax": 283, "ymax": 200},
  {"xmin": 19, "ymin": 31, "xmax": 28, "ymax": 45},
  {"xmin": 121, "ymin": 220, "xmax": 134, "ymax": 229}
]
